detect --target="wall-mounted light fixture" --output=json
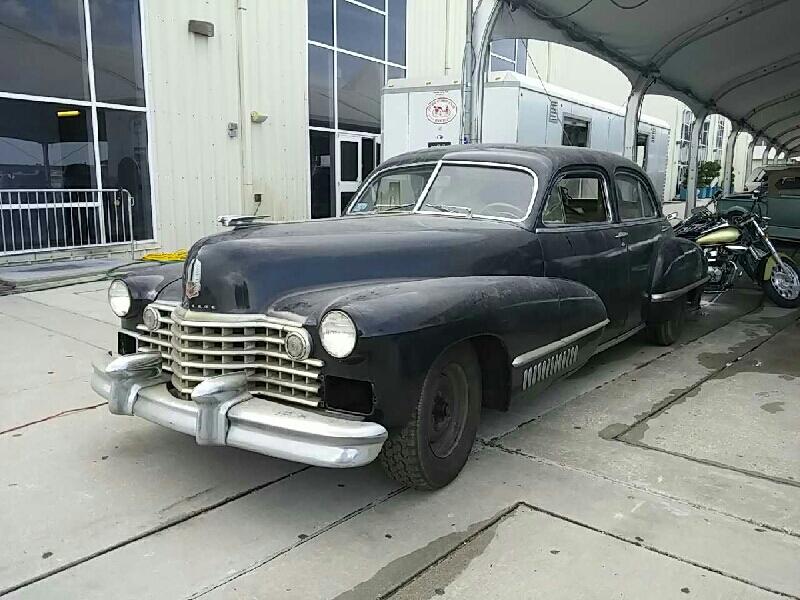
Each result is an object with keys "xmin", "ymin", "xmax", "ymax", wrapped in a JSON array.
[
  {"xmin": 250, "ymin": 111, "xmax": 268, "ymax": 124},
  {"xmin": 188, "ymin": 20, "xmax": 215, "ymax": 37}
]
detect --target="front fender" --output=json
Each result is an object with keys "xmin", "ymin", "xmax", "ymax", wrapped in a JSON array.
[
  {"xmin": 275, "ymin": 276, "xmax": 607, "ymax": 428},
  {"xmin": 109, "ymin": 262, "xmax": 184, "ymax": 329}
]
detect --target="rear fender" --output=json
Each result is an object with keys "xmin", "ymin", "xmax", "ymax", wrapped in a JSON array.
[{"xmin": 647, "ymin": 237, "xmax": 707, "ymax": 323}]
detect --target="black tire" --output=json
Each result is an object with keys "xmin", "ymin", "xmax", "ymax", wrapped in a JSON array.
[
  {"xmin": 379, "ymin": 343, "xmax": 481, "ymax": 490},
  {"xmin": 646, "ymin": 297, "xmax": 686, "ymax": 346},
  {"xmin": 762, "ymin": 257, "xmax": 800, "ymax": 308}
]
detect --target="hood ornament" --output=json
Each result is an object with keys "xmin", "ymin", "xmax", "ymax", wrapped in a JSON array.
[{"xmin": 185, "ymin": 258, "xmax": 202, "ymax": 299}]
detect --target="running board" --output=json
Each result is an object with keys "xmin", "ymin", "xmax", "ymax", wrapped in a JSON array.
[{"xmin": 593, "ymin": 324, "xmax": 646, "ymax": 356}]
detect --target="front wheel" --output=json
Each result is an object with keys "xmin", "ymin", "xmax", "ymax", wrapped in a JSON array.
[
  {"xmin": 763, "ymin": 257, "xmax": 800, "ymax": 308},
  {"xmin": 379, "ymin": 343, "xmax": 481, "ymax": 490}
]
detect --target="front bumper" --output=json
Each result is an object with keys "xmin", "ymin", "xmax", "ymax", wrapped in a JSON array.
[{"xmin": 91, "ymin": 353, "xmax": 387, "ymax": 468}]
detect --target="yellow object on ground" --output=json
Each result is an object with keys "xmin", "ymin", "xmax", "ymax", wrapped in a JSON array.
[{"xmin": 140, "ymin": 250, "xmax": 188, "ymax": 262}]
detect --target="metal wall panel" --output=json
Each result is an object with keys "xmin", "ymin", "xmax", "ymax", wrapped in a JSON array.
[
  {"xmin": 245, "ymin": 0, "xmax": 310, "ymax": 223},
  {"xmin": 143, "ymin": 0, "xmax": 243, "ymax": 251},
  {"xmin": 142, "ymin": 0, "xmax": 309, "ymax": 251}
]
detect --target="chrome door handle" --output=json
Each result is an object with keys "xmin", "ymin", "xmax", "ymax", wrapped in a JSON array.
[{"xmin": 614, "ymin": 231, "xmax": 628, "ymax": 238}]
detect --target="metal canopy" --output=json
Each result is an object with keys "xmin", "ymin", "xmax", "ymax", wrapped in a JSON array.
[{"xmin": 485, "ymin": 0, "xmax": 800, "ymax": 156}]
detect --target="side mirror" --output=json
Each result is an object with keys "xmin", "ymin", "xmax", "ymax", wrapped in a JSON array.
[{"xmin": 752, "ymin": 187, "xmax": 762, "ymax": 199}]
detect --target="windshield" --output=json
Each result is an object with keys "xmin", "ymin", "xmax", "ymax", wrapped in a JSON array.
[
  {"xmin": 419, "ymin": 164, "xmax": 536, "ymax": 220},
  {"xmin": 347, "ymin": 164, "xmax": 436, "ymax": 214}
]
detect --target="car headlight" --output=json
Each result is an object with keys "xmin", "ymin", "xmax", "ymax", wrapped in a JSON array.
[
  {"xmin": 319, "ymin": 310, "xmax": 357, "ymax": 358},
  {"xmin": 108, "ymin": 279, "xmax": 132, "ymax": 317}
]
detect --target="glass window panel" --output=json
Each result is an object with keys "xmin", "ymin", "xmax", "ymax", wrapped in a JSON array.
[
  {"xmin": 337, "ymin": 54, "xmax": 382, "ymax": 133},
  {"xmin": 0, "ymin": 0, "xmax": 90, "ymax": 99},
  {"xmin": 0, "ymin": 98, "xmax": 95, "ymax": 190},
  {"xmin": 362, "ymin": 138, "xmax": 375, "ymax": 178},
  {"xmin": 348, "ymin": 164, "xmax": 435, "ymax": 214},
  {"xmin": 340, "ymin": 140, "xmax": 358, "ymax": 181},
  {"xmin": 490, "ymin": 56, "xmax": 515, "ymax": 72},
  {"xmin": 308, "ymin": 45, "xmax": 335, "ymax": 128},
  {"xmin": 96, "ymin": 108, "xmax": 152, "ymax": 240},
  {"xmin": 88, "ymin": 0, "xmax": 145, "ymax": 106},
  {"xmin": 562, "ymin": 117, "xmax": 589, "ymax": 147},
  {"xmin": 388, "ymin": 0, "xmax": 406, "ymax": 65},
  {"xmin": 337, "ymin": 0, "xmax": 384, "ymax": 59},
  {"xmin": 420, "ymin": 166, "xmax": 535, "ymax": 220},
  {"xmin": 310, "ymin": 131, "xmax": 334, "ymax": 218},
  {"xmin": 491, "ymin": 39, "xmax": 516, "ymax": 61},
  {"xmin": 387, "ymin": 65, "xmax": 406, "ymax": 82},
  {"xmin": 308, "ymin": 0, "xmax": 333, "ymax": 44},
  {"xmin": 543, "ymin": 174, "xmax": 609, "ymax": 225}
]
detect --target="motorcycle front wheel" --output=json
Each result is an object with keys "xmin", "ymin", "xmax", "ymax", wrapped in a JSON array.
[{"xmin": 762, "ymin": 256, "xmax": 800, "ymax": 308}]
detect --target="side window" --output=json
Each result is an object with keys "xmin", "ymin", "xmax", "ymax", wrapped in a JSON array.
[
  {"xmin": 616, "ymin": 172, "xmax": 656, "ymax": 220},
  {"xmin": 542, "ymin": 173, "xmax": 610, "ymax": 225}
]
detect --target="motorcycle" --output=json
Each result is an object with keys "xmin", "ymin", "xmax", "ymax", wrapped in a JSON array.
[{"xmin": 673, "ymin": 190, "xmax": 800, "ymax": 308}]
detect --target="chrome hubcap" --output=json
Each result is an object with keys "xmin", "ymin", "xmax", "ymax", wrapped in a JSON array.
[{"xmin": 771, "ymin": 264, "xmax": 800, "ymax": 300}]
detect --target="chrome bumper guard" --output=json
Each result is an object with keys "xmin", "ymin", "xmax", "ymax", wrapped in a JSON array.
[{"xmin": 91, "ymin": 353, "xmax": 387, "ymax": 468}]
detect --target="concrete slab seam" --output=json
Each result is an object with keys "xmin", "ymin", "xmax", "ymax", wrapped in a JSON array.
[
  {"xmin": 0, "ymin": 307, "xmax": 110, "ymax": 352},
  {"xmin": 484, "ymin": 443, "xmax": 800, "ymax": 539},
  {"xmin": 0, "ymin": 402, "xmax": 107, "ymax": 436},
  {"xmin": 0, "ymin": 466, "xmax": 312, "ymax": 598},
  {"xmin": 190, "ymin": 485, "xmax": 409, "ymax": 599}
]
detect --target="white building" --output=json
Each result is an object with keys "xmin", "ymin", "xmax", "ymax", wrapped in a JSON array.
[{"xmin": 0, "ymin": 0, "xmax": 759, "ymax": 263}]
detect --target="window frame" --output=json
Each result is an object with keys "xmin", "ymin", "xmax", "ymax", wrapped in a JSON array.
[
  {"xmin": 536, "ymin": 167, "xmax": 614, "ymax": 231},
  {"xmin": 613, "ymin": 168, "xmax": 662, "ymax": 223},
  {"xmin": 345, "ymin": 161, "xmax": 438, "ymax": 214}
]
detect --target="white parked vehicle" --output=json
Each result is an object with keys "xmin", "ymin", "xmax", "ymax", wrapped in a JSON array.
[{"xmin": 382, "ymin": 72, "xmax": 671, "ymax": 201}]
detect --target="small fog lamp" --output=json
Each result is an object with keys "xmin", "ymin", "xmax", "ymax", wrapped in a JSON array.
[
  {"xmin": 142, "ymin": 304, "xmax": 161, "ymax": 332},
  {"xmin": 285, "ymin": 329, "xmax": 312, "ymax": 361}
]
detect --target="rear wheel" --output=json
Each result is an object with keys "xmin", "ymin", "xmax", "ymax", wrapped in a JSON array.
[
  {"xmin": 763, "ymin": 257, "xmax": 800, "ymax": 308},
  {"xmin": 646, "ymin": 296, "xmax": 686, "ymax": 346},
  {"xmin": 380, "ymin": 343, "xmax": 481, "ymax": 490}
]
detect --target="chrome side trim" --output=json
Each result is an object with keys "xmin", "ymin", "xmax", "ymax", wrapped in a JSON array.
[
  {"xmin": 650, "ymin": 276, "xmax": 709, "ymax": 302},
  {"xmin": 593, "ymin": 323, "xmax": 645, "ymax": 356},
  {"xmin": 512, "ymin": 319, "xmax": 609, "ymax": 368}
]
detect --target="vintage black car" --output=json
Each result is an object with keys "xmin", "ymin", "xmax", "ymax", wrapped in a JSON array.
[{"xmin": 91, "ymin": 145, "xmax": 707, "ymax": 490}]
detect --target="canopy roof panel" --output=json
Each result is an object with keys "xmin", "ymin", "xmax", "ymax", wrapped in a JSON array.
[{"xmin": 491, "ymin": 0, "xmax": 800, "ymax": 152}]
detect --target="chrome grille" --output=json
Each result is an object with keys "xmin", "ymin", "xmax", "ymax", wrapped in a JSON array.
[{"xmin": 132, "ymin": 303, "xmax": 323, "ymax": 407}]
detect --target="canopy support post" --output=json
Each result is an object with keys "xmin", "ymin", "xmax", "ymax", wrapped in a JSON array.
[
  {"xmin": 721, "ymin": 125, "xmax": 740, "ymax": 195},
  {"xmin": 685, "ymin": 110, "xmax": 708, "ymax": 214},
  {"xmin": 623, "ymin": 76, "xmax": 654, "ymax": 161},
  {"xmin": 461, "ymin": 0, "xmax": 502, "ymax": 144},
  {"xmin": 765, "ymin": 145, "xmax": 775, "ymax": 166},
  {"xmin": 744, "ymin": 137, "xmax": 757, "ymax": 183}
]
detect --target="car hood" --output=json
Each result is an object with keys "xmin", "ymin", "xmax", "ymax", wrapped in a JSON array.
[{"xmin": 182, "ymin": 214, "xmax": 540, "ymax": 317}]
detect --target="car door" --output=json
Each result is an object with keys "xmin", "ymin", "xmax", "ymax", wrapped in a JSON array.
[
  {"xmin": 536, "ymin": 167, "xmax": 631, "ymax": 343},
  {"xmin": 614, "ymin": 169, "xmax": 667, "ymax": 330}
]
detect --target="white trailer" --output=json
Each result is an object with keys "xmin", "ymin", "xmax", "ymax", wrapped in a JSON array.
[{"xmin": 382, "ymin": 72, "xmax": 671, "ymax": 201}]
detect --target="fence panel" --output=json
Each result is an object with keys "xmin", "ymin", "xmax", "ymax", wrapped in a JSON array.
[{"xmin": 0, "ymin": 189, "xmax": 135, "ymax": 258}]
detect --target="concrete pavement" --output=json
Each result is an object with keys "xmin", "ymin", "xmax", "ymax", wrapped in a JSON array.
[{"xmin": 0, "ymin": 281, "xmax": 797, "ymax": 599}]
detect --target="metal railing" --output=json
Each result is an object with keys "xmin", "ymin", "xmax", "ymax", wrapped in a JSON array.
[{"xmin": 0, "ymin": 189, "xmax": 136, "ymax": 258}]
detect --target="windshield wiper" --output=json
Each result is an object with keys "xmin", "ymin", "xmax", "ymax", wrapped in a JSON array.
[
  {"xmin": 424, "ymin": 204, "xmax": 473, "ymax": 217},
  {"xmin": 377, "ymin": 203, "xmax": 417, "ymax": 213}
]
